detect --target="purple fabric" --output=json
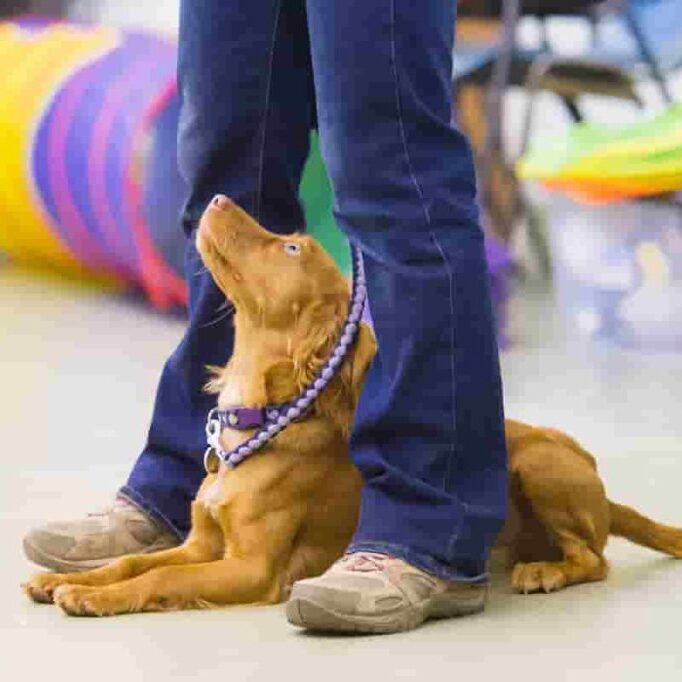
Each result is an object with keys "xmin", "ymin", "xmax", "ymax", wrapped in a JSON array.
[
  {"xmin": 13, "ymin": 16, "xmax": 59, "ymax": 33},
  {"xmin": 485, "ymin": 236, "xmax": 513, "ymax": 348},
  {"xmin": 359, "ymin": 237, "xmax": 512, "ymax": 343},
  {"xmin": 485, "ymin": 235, "xmax": 512, "ymax": 273}
]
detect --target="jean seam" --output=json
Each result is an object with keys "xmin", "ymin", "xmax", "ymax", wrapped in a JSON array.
[
  {"xmin": 254, "ymin": 0, "xmax": 284, "ymax": 222},
  {"xmin": 389, "ymin": 0, "xmax": 431, "ymax": 227},
  {"xmin": 390, "ymin": 0, "xmax": 461, "ymax": 549},
  {"xmin": 430, "ymin": 231, "xmax": 458, "ymax": 496}
]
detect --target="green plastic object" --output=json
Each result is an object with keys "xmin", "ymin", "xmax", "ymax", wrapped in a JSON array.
[
  {"xmin": 300, "ymin": 133, "xmax": 351, "ymax": 274},
  {"xmin": 518, "ymin": 104, "xmax": 682, "ymax": 199}
]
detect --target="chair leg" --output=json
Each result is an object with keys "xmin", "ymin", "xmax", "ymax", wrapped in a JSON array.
[{"xmin": 561, "ymin": 96, "xmax": 583, "ymax": 123}]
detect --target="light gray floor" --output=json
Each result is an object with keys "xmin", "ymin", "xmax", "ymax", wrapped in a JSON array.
[{"xmin": 1, "ymin": 264, "xmax": 681, "ymax": 681}]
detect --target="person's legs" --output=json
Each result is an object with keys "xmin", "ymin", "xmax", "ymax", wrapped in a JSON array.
[
  {"xmin": 302, "ymin": 0, "xmax": 507, "ymax": 582},
  {"xmin": 24, "ymin": 0, "xmax": 317, "ymax": 572},
  {"xmin": 121, "ymin": 0, "xmax": 316, "ymax": 537}
]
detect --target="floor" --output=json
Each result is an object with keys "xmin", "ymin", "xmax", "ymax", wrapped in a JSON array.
[{"xmin": 1, "ymin": 264, "xmax": 682, "ymax": 681}]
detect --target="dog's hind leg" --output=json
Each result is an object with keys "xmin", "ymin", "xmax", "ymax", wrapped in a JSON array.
[
  {"xmin": 511, "ymin": 537, "xmax": 609, "ymax": 594},
  {"xmin": 509, "ymin": 440, "xmax": 610, "ymax": 594},
  {"xmin": 24, "ymin": 500, "xmax": 223, "ymax": 604}
]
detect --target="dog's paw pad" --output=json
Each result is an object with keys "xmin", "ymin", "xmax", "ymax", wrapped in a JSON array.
[
  {"xmin": 54, "ymin": 585, "xmax": 99, "ymax": 617},
  {"xmin": 511, "ymin": 562, "xmax": 567, "ymax": 594},
  {"xmin": 23, "ymin": 574, "xmax": 66, "ymax": 604}
]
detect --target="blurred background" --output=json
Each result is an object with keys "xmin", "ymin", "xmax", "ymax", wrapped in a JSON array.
[
  {"xmin": 2, "ymin": 2, "xmax": 682, "ymax": 677},
  {"xmin": 2, "ymin": 0, "xmax": 682, "ymax": 347}
]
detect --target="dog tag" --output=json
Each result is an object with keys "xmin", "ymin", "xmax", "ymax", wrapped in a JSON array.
[{"xmin": 203, "ymin": 447, "xmax": 221, "ymax": 475}]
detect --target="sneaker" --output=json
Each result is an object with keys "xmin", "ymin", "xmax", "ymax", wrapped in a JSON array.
[
  {"xmin": 22, "ymin": 495, "xmax": 179, "ymax": 573},
  {"xmin": 286, "ymin": 552, "xmax": 487, "ymax": 634}
]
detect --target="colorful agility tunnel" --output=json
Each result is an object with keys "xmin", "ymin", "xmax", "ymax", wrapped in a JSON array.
[
  {"xmin": 0, "ymin": 17, "xmax": 511, "ymax": 332},
  {"xmin": 0, "ymin": 16, "xmax": 186, "ymax": 307}
]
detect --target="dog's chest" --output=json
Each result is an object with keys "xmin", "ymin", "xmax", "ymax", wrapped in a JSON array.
[
  {"xmin": 198, "ymin": 378, "xmax": 248, "ymax": 520},
  {"xmin": 199, "ymin": 473, "xmax": 229, "ymax": 519}
]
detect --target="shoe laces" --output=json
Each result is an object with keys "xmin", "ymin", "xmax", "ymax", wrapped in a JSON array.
[
  {"xmin": 341, "ymin": 552, "xmax": 391, "ymax": 573},
  {"xmin": 86, "ymin": 497, "xmax": 131, "ymax": 518}
]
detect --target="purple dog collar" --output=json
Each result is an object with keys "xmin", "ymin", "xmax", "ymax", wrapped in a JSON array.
[{"xmin": 213, "ymin": 405, "xmax": 290, "ymax": 431}]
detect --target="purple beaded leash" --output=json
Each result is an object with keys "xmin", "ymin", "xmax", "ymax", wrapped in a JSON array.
[{"xmin": 203, "ymin": 244, "xmax": 367, "ymax": 473}]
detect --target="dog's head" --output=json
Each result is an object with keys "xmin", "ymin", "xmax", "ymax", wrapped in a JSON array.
[
  {"xmin": 197, "ymin": 195, "xmax": 350, "ymax": 327},
  {"xmin": 197, "ymin": 195, "xmax": 376, "ymax": 432}
]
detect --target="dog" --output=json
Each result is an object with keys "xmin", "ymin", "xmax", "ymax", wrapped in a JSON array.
[{"xmin": 24, "ymin": 196, "xmax": 682, "ymax": 615}]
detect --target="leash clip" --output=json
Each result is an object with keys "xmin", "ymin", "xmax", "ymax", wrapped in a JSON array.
[{"xmin": 205, "ymin": 408, "xmax": 221, "ymax": 444}]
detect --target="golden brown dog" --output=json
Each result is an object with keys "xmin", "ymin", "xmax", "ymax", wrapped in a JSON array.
[{"xmin": 24, "ymin": 197, "xmax": 682, "ymax": 615}]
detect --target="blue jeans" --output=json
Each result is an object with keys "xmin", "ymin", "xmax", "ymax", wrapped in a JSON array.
[{"xmin": 121, "ymin": 0, "xmax": 507, "ymax": 583}]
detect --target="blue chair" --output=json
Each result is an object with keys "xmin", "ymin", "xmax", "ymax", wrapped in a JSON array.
[
  {"xmin": 588, "ymin": 0, "xmax": 682, "ymax": 103},
  {"xmin": 452, "ymin": 42, "xmax": 500, "ymax": 83},
  {"xmin": 516, "ymin": 1, "xmax": 682, "ymax": 272},
  {"xmin": 518, "ymin": 0, "xmax": 682, "ymax": 153},
  {"xmin": 518, "ymin": 1, "xmax": 682, "ymax": 109}
]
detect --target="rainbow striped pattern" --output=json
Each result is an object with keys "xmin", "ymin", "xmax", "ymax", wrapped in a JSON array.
[
  {"xmin": 0, "ymin": 17, "xmax": 185, "ymax": 307},
  {"xmin": 0, "ymin": 16, "xmax": 511, "ymax": 339}
]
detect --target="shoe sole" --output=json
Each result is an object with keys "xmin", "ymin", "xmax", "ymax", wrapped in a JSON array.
[
  {"xmin": 286, "ymin": 587, "xmax": 486, "ymax": 635},
  {"xmin": 22, "ymin": 537, "xmax": 177, "ymax": 574}
]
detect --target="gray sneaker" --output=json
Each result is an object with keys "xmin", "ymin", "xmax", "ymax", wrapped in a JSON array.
[
  {"xmin": 22, "ymin": 495, "xmax": 178, "ymax": 573},
  {"xmin": 286, "ymin": 552, "xmax": 487, "ymax": 634}
]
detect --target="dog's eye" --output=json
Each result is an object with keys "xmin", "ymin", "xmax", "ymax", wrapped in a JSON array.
[{"xmin": 283, "ymin": 242, "xmax": 302, "ymax": 256}]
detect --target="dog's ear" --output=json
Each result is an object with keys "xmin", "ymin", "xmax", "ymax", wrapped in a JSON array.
[
  {"xmin": 291, "ymin": 313, "xmax": 377, "ymax": 402},
  {"xmin": 263, "ymin": 358, "xmax": 298, "ymax": 403},
  {"xmin": 289, "ymin": 308, "xmax": 376, "ymax": 435},
  {"xmin": 290, "ymin": 301, "xmax": 346, "ymax": 389},
  {"xmin": 322, "ymin": 321, "xmax": 376, "ymax": 437}
]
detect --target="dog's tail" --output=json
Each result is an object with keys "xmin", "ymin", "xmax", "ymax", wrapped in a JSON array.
[{"xmin": 609, "ymin": 501, "xmax": 682, "ymax": 557}]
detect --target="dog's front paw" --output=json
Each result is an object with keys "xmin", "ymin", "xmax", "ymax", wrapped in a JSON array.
[
  {"xmin": 54, "ymin": 585, "xmax": 106, "ymax": 617},
  {"xmin": 23, "ymin": 573, "xmax": 70, "ymax": 604},
  {"xmin": 54, "ymin": 585, "xmax": 132, "ymax": 617},
  {"xmin": 511, "ymin": 562, "xmax": 567, "ymax": 594}
]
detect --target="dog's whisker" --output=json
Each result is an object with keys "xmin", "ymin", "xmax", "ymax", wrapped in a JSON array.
[
  {"xmin": 200, "ymin": 307, "xmax": 235, "ymax": 329},
  {"xmin": 215, "ymin": 299, "xmax": 233, "ymax": 313}
]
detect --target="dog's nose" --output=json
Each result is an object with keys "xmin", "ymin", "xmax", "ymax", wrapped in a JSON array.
[{"xmin": 212, "ymin": 194, "xmax": 231, "ymax": 211}]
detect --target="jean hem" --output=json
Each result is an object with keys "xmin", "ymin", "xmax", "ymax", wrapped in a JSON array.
[
  {"xmin": 346, "ymin": 540, "xmax": 489, "ymax": 584},
  {"xmin": 118, "ymin": 486, "xmax": 185, "ymax": 542}
]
